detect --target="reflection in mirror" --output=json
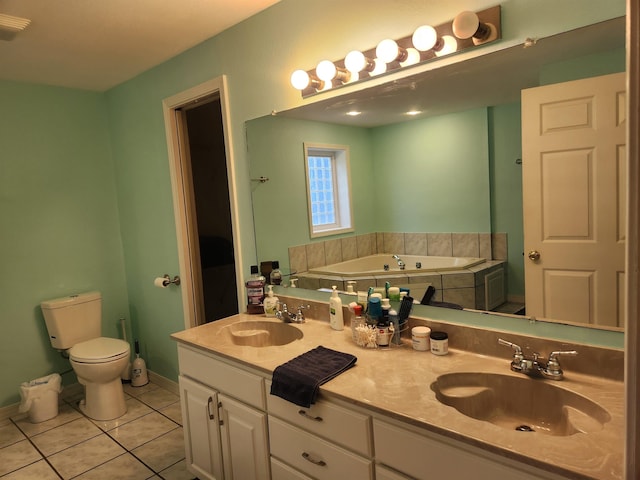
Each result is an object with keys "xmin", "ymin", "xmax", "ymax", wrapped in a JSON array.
[{"xmin": 247, "ymin": 18, "xmax": 625, "ymax": 332}]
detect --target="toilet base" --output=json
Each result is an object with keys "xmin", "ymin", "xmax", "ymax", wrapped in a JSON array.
[{"xmin": 78, "ymin": 377, "xmax": 127, "ymax": 421}]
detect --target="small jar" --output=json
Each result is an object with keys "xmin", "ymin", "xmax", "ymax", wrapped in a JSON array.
[
  {"xmin": 411, "ymin": 326, "xmax": 431, "ymax": 351},
  {"xmin": 430, "ymin": 331, "xmax": 449, "ymax": 355}
]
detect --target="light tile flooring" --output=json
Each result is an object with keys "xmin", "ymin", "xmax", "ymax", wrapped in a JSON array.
[{"xmin": 0, "ymin": 381, "xmax": 195, "ymax": 479}]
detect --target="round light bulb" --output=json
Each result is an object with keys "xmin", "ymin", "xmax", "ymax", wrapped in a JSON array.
[
  {"xmin": 412, "ymin": 25, "xmax": 437, "ymax": 51},
  {"xmin": 400, "ymin": 47, "xmax": 421, "ymax": 67},
  {"xmin": 435, "ymin": 35, "xmax": 458, "ymax": 57},
  {"xmin": 452, "ymin": 11, "xmax": 479, "ymax": 39},
  {"xmin": 370, "ymin": 58, "xmax": 387, "ymax": 76},
  {"xmin": 316, "ymin": 60, "xmax": 337, "ymax": 82},
  {"xmin": 345, "ymin": 50, "xmax": 366, "ymax": 73},
  {"xmin": 376, "ymin": 39, "xmax": 400, "ymax": 63},
  {"xmin": 290, "ymin": 70, "xmax": 310, "ymax": 90}
]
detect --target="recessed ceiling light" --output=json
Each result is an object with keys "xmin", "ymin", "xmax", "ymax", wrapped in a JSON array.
[
  {"xmin": 346, "ymin": 111, "xmax": 362, "ymax": 116},
  {"xmin": 406, "ymin": 110, "xmax": 422, "ymax": 116}
]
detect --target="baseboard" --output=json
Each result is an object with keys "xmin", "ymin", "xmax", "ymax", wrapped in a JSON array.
[{"xmin": 148, "ymin": 370, "xmax": 179, "ymax": 396}]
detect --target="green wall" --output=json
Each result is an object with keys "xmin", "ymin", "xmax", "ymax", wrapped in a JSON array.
[
  {"xmin": 0, "ymin": 81, "xmax": 130, "ymax": 406},
  {"xmin": 0, "ymin": 0, "xmax": 626, "ymax": 408},
  {"xmin": 371, "ymin": 108, "xmax": 490, "ymax": 232}
]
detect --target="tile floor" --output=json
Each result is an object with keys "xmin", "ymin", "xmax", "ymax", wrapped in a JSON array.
[{"xmin": 0, "ymin": 381, "xmax": 195, "ymax": 479}]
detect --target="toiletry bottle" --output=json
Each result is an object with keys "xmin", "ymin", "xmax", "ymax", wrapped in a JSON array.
[
  {"xmin": 263, "ymin": 285, "xmax": 279, "ymax": 317},
  {"xmin": 246, "ymin": 265, "xmax": 265, "ymax": 314},
  {"xmin": 351, "ymin": 304, "xmax": 365, "ymax": 343},
  {"xmin": 346, "ymin": 280, "xmax": 357, "ymax": 295},
  {"xmin": 329, "ymin": 286, "xmax": 344, "ymax": 330},
  {"xmin": 367, "ymin": 296, "xmax": 381, "ymax": 326},
  {"xmin": 389, "ymin": 307, "xmax": 401, "ymax": 345},
  {"xmin": 290, "ymin": 278, "xmax": 298, "ymax": 288},
  {"xmin": 270, "ymin": 261, "xmax": 282, "ymax": 285}
]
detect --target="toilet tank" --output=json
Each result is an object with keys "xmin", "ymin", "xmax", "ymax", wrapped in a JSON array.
[{"xmin": 40, "ymin": 291, "xmax": 102, "ymax": 349}]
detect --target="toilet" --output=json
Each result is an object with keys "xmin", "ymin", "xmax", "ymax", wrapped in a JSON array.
[{"xmin": 40, "ymin": 292, "xmax": 130, "ymax": 421}]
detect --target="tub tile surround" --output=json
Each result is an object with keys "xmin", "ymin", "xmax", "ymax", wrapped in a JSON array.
[
  {"xmin": 173, "ymin": 305, "xmax": 624, "ymax": 480},
  {"xmin": 289, "ymin": 232, "xmax": 508, "ymax": 310}
]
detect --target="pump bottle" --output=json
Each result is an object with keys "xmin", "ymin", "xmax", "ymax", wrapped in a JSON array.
[{"xmin": 329, "ymin": 286, "xmax": 344, "ymax": 330}]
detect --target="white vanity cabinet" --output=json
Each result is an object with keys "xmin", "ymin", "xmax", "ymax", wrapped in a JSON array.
[
  {"xmin": 266, "ymin": 382, "xmax": 374, "ymax": 479},
  {"xmin": 178, "ymin": 344, "xmax": 270, "ymax": 480}
]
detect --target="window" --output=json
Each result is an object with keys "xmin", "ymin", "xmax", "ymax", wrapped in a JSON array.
[{"xmin": 304, "ymin": 143, "xmax": 353, "ymax": 238}]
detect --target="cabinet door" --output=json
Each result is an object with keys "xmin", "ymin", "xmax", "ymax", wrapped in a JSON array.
[
  {"xmin": 179, "ymin": 375, "xmax": 224, "ymax": 480},
  {"xmin": 219, "ymin": 393, "xmax": 270, "ymax": 480}
]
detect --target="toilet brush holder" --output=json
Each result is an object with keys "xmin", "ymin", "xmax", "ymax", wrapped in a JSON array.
[{"xmin": 131, "ymin": 340, "xmax": 149, "ymax": 387}]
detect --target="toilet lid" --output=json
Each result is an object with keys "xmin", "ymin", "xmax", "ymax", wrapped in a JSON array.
[{"xmin": 70, "ymin": 337, "xmax": 130, "ymax": 363}]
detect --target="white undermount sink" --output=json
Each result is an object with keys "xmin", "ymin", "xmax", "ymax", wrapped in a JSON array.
[
  {"xmin": 431, "ymin": 372, "xmax": 610, "ymax": 436},
  {"xmin": 220, "ymin": 320, "xmax": 303, "ymax": 347}
]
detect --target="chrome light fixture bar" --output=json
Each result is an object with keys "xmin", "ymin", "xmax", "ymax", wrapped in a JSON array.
[{"xmin": 291, "ymin": 6, "xmax": 501, "ymax": 98}]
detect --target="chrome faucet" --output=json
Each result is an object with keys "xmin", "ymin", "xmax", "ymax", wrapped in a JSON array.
[
  {"xmin": 275, "ymin": 303, "xmax": 309, "ymax": 323},
  {"xmin": 498, "ymin": 339, "xmax": 577, "ymax": 380},
  {"xmin": 392, "ymin": 254, "xmax": 405, "ymax": 270}
]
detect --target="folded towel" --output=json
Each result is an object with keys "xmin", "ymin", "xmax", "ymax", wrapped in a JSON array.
[{"xmin": 270, "ymin": 346, "xmax": 357, "ymax": 407}]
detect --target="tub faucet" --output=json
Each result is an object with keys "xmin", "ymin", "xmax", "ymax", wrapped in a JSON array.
[
  {"xmin": 392, "ymin": 254, "xmax": 405, "ymax": 270},
  {"xmin": 498, "ymin": 339, "xmax": 578, "ymax": 380}
]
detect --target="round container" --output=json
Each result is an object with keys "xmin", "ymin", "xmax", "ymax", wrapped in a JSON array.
[
  {"xmin": 388, "ymin": 287, "xmax": 401, "ymax": 302},
  {"xmin": 430, "ymin": 331, "xmax": 449, "ymax": 355},
  {"xmin": 411, "ymin": 326, "xmax": 431, "ymax": 351}
]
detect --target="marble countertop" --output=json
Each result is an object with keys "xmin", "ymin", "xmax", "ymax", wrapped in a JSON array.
[{"xmin": 171, "ymin": 313, "xmax": 624, "ymax": 480}]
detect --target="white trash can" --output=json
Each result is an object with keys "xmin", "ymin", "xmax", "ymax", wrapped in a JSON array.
[{"xmin": 19, "ymin": 373, "xmax": 63, "ymax": 423}]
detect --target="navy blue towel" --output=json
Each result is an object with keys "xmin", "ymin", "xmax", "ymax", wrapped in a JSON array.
[{"xmin": 270, "ymin": 346, "xmax": 357, "ymax": 407}]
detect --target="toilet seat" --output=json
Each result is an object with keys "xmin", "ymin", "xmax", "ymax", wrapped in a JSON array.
[{"xmin": 70, "ymin": 337, "xmax": 129, "ymax": 364}]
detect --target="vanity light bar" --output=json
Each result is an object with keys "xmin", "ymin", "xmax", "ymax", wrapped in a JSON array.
[{"xmin": 290, "ymin": 6, "xmax": 501, "ymax": 98}]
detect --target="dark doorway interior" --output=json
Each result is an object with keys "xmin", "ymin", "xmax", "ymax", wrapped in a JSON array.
[{"xmin": 184, "ymin": 99, "xmax": 238, "ymax": 322}]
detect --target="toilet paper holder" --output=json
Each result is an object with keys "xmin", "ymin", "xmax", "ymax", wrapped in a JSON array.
[{"xmin": 161, "ymin": 274, "xmax": 181, "ymax": 286}]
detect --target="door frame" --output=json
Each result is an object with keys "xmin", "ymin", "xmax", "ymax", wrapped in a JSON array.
[{"xmin": 163, "ymin": 76, "xmax": 243, "ymax": 328}]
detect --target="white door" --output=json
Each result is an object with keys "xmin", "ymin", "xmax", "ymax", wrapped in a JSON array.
[
  {"xmin": 521, "ymin": 72, "xmax": 626, "ymax": 327},
  {"xmin": 218, "ymin": 393, "xmax": 270, "ymax": 480},
  {"xmin": 179, "ymin": 375, "xmax": 224, "ymax": 480}
]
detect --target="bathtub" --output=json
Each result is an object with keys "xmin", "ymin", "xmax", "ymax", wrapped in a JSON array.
[{"xmin": 308, "ymin": 254, "xmax": 485, "ymax": 277}]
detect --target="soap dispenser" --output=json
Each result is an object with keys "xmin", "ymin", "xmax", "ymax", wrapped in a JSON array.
[
  {"xmin": 329, "ymin": 286, "xmax": 344, "ymax": 330},
  {"xmin": 263, "ymin": 285, "xmax": 279, "ymax": 317}
]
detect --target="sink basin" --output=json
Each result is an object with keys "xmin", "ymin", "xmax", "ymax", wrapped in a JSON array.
[
  {"xmin": 431, "ymin": 372, "xmax": 610, "ymax": 436},
  {"xmin": 221, "ymin": 320, "xmax": 303, "ymax": 347}
]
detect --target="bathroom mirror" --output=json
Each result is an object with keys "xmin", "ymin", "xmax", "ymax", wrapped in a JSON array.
[{"xmin": 247, "ymin": 17, "xmax": 626, "ymax": 332}]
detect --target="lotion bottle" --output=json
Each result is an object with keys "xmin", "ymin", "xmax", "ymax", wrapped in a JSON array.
[
  {"xmin": 263, "ymin": 285, "xmax": 279, "ymax": 317},
  {"xmin": 329, "ymin": 286, "xmax": 344, "ymax": 330}
]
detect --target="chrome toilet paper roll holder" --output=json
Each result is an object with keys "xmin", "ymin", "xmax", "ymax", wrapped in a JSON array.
[{"xmin": 161, "ymin": 274, "xmax": 181, "ymax": 286}]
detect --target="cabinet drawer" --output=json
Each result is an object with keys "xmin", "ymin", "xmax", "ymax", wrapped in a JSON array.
[
  {"xmin": 267, "ymin": 381, "xmax": 372, "ymax": 457},
  {"xmin": 373, "ymin": 419, "xmax": 549, "ymax": 480},
  {"xmin": 270, "ymin": 416, "xmax": 373, "ymax": 480},
  {"xmin": 178, "ymin": 344, "xmax": 264, "ymax": 409},
  {"xmin": 271, "ymin": 457, "xmax": 313, "ymax": 480}
]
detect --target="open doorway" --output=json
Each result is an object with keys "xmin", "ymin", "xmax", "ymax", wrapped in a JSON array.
[
  {"xmin": 163, "ymin": 77, "xmax": 244, "ymax": 328},
  {"xmin": 181, "ymin": 98, "xmax": 238, "ymax": 322}
]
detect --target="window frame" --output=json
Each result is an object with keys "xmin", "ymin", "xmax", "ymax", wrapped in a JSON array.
[{"xmin": 303, "ymin": 143, "xmax": 354, "ymax": 238}]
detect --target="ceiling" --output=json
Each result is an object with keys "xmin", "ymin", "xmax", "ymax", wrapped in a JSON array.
[
  {"xmin": 0, "ymin": 0, "xmax": 280, "ymax": 91},
  {"xmin": 277, "ymin": 17, "xmax": 625, "ymax": 127}
]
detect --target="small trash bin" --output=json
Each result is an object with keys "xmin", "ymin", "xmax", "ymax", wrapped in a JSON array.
[{"xmin": 19, "ymin": 373, "xmax": 63, "ymax": 423}]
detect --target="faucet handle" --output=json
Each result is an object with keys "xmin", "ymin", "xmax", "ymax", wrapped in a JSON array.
[
  {"xmin": 498, "ymin": 338, "xmax": 523, "ymax": 357},
  {"xmin": 547, "ymin": 350, "xmax": 578, "ymax": 373}
]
